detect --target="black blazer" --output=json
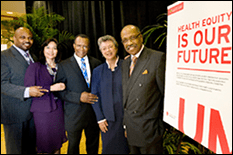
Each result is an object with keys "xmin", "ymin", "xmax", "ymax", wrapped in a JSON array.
[
  {"xmin": 1, "ymin": 46, "xmax": 35, "ymax": 124},
  {"xmin": 122, "ymin": 47, "xmax": 166, "ymax": 147},
  {"xmin": 55, "ymin": 55, "xmax": 101, "ymax": 132}
]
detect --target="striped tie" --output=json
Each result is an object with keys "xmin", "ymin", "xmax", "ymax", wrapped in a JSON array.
[
  {"xmin": 81, "ymin": 58, "xmax": 90, "ymax": 87},
  {"xmin": 24, "ymin": 52, "xmax": 33, "ymax": 64},
  {"xmin": 129, "ymin": 56, "xmax": 137, "ymax": 77}
]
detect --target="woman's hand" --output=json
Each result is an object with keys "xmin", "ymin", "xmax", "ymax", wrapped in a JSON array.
[
  {"xmin": 50, "ymin": 83, "xmax": 66, "ymax": 91},
  {"xmin": 98, "ymin": 120, "xmax": 109, "ymax": 133}
]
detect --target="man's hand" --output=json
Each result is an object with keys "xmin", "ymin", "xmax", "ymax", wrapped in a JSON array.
[
  {"xmin": 29, "ymin": 86, "xmax": 49, "ymax": 97},
  {"xmin": 80, "ymin": 91, "xmax": 98, "ymax": 104},
  {"xmin": 99, "ymin": 120, "xmax": 108, "ymax": 133},
  {"xmin": 124, "ymin": 55, "xmax": 130, "ymax": 60},
  {"xmin": 50, "ymin": 83, "xmax": 66, "ymax": 91}
]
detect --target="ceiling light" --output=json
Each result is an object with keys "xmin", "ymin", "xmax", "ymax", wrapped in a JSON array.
[{"xmin": 6, "ymin": 12, "xmax": 13, "ymax": 15}]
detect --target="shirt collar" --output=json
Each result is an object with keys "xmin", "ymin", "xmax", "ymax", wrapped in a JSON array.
[
  {"xmin": 74, "ymin": 53, "xmax": 88, "ymax": 62},
  {"xmin": 131, "ymin": 44, "xmax": 144, "ymax": 59},
  {"xmin": 106, "ymin": 56, "xmax": 119, "ymax": 71},
  {"xmin": 13, "ymin": 44, "xmax": 29, "ymax": 56}
]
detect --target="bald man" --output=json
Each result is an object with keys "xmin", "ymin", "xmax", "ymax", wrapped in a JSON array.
[
  {"xmin": 1, "ymin": 27, "xmax": 48, "ymax": 154},
  {"xmin": 121, "ymin": 25, "xmax": 166, "ymax": 154}
]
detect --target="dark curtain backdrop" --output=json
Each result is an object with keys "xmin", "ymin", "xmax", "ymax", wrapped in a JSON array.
[{"xmin": 26, "ymin": 1, "xmax": 173, "ymax": 61}]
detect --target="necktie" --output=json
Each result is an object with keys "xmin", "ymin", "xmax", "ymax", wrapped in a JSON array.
[
  {"xmin": 51, "ymin": 68, "xmax": 57, "ymax": 81},
  {"xmin": 51, "ymin": 68, "xmax": 57, "ymax": 72},
  {"xmin": 81, "ymin": 58, "xmax": 90, "ymax": 87},
  {"xmin": 24, "ymin": 52, "xmax": 33, "ymax": 64},
  {"xmin": 129, "ymin": 56, "xmax": 137, "ymax": 77}
]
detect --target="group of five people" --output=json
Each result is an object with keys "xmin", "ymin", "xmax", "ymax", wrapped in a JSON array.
[{"xmin": 1, "ymin": 25, "xmax": 165, "ymax": 154}]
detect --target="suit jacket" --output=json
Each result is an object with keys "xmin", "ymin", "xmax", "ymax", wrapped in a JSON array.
[
  {"xmin": 24, "ymin": 62, "xmax": 59, "ymax": 113},
  {"xmin": 122, "ymin": 47, "xmax": 166, "ymax": 147},
  {"xmin": 55, "ymin": 55, "xmax": 101, "ymax": 132},
  {"xmin": 1, "ymin": 46, "xmax": 35, "ymax": 124},
  {"xmin": 91, "ymin": 60, "xmax": 123, "ymax": 122}
]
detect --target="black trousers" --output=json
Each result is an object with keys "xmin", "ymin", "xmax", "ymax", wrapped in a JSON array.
[
  {"xmin": 3, "ymin": 117, "xmax": 36, "ymax": 154},
  {"xmin": 67, "ymin": 122, "xmax": 100, "ymax": 154},
  {"xmin": 129, "ymin": 138, "xmax": 163, "ymax": 154}
]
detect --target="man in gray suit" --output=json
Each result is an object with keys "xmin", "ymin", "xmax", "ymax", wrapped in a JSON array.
[
  {"xmin": 121, "ymin": 25, "xmax": 166, "ymax": 154},
  {"xmin": 1, "ymin": 27, "xmax": 48, "ymax": 154}
]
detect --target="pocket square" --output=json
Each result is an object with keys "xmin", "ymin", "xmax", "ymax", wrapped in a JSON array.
[{"xmin": 142, "ymin": 69, "xmax": 148, "ymax": 75}]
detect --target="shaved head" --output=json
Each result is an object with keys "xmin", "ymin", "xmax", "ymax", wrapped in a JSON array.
[
  {"xmin": 121, "ymin": 25, "xmax": 141, "ymax": 35},
  {"xmin": 14, "ymin": 27, "xmax": 32, "ymax": 36},
  {"xmin": 13, "ymin": 27, "xmax": 33, "ymax": 51}
]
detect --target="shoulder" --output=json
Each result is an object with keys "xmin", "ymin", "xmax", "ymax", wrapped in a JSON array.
[
  {"xmin": 118, "ymin": 59, "xmax": 124, "ymax": 65},
  {"xmin": 27, "ymin": 62, "xmax": 42, "ymax": 70},
  {"xmin": 92, "ymin": 63, "xmax": 105, "ymax": 83},
  {"xmin": 1, "ymin": 49, "xmax": 9, "ymax": 56},
  {"xmin": 89, "ymin": 56, "xmax": 102, "ymax": 64},
  {"xmin": 122, "ymin": 56, "xmax": 131, "ymax": 65},
  {"xmin": 1, "ymin": 46, "xmax": 15, "ymax": 57},
  {"xmin": 145, "ymin": 47, "xmax": 164, "ymax": 56},
  {"xmin": 30, "ymin": 62, "xmax": 42, "ymax": 67},
  {"xmin": 58, "ymin": 56, "xmax": 73, "ymax": 67},
  {"xmin": 93, "ymin": 63, "xmax": 105, "ymax": 74},
  {"xmin": 144, "ymin": 47, "xmax": 165, "ymax": 60}
]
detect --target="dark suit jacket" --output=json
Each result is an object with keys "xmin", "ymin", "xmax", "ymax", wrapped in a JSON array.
[
  {"xmin": 122, "ymin": 47, "xmax": 166, "ymax": 147},
  {"xmin": 1, "ymin": 46, "xmax": 34, "ymax": 124},
  {"xmin": 91, "ymin": 60, "xmax": 123, "ymax": 122},
  {"xmin": 24, "ymin": 62, "xmax": 59, "ymax": 113},
  {"xmin": 55, "ymin": 55, "xmax": 101, "ymax": 132}
]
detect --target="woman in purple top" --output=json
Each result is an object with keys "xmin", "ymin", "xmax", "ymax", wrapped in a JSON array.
[{"xmin": 24, "ymin": 38, "xmax": 67, "ymax": 154}]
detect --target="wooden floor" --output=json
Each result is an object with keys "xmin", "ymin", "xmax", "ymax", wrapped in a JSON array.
[{"xmin": 1, "ymin": 124, "xmax": 102, "ymax": 154}]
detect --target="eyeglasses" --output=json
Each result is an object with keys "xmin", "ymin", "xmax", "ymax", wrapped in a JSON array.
[
  {"xmin": 100, "ymin": 45, "xmax": 115, "ymax": 51},
  {"xmin": 121, "ymin": 33, "xmax": 141, "ymax": 44}
]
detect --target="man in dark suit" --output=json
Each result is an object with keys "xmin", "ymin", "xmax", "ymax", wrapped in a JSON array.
[
  {"xmin": 121, "ymin": 25, "xmax": 166, "ymax": 154},
  {"xmin": 1, "ymin": 27, "xmax": 48, "ymax": 154},
  {"xmin": 55, "ymin": 34, "xmax": 101, "ymax": 154}
]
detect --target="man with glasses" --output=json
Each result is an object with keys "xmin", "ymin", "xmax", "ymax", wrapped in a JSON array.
[
  {"xmin": 121, "ymin": 25, "xmax": 166, "ymax": 154},
  {"xmin": 55, "ymin": 34, "xmax": 101, "ymax": 154}
]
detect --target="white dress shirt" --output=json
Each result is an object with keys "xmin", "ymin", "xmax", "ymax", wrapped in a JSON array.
[
  {"xmin": 130, "ymin": 44, "xmax": 144, "ymax": 62},
  {"xmin": 74, "ymin": 54, "xmax": 91, "ymax": 85}
]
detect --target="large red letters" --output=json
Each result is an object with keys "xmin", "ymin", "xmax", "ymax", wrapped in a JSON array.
[{"xmin": 178, "ymin": 98, "xmax": 231, "ymax": 154}]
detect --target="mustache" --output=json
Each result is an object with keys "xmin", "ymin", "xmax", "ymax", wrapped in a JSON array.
[{"xmin": 126, "ymin": 44, "xmax": 137, "ymax": 50}]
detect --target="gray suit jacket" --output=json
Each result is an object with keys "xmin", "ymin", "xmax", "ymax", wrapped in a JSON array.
[
  {"xmin": 122, "ymin": 47, "xmax": 166, "ymax": 147},
  {"xmin": 1, "ymin": 46, "xmax": 33, "ymax": 124}
]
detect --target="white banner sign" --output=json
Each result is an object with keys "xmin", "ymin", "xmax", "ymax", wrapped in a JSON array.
[{"xmin": 164, "ymin": 1, "xmax": 232, "ymax": 154}]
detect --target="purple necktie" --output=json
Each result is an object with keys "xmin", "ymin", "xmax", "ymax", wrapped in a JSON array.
[
  {"xmin": 52, "ymin": 68, "xmax": 57, "ymax": 72},
  {"xmin": 24, "ymin": 52, "xmax": 33, "ymax": 64}
]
